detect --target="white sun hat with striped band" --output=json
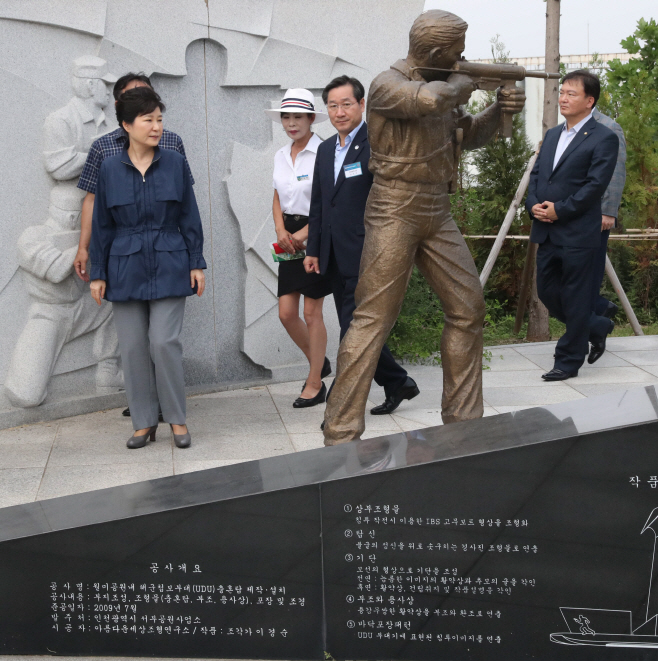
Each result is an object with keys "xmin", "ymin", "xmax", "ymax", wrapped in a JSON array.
[{"xmin": 265, "ymin": 88, "xmax": 329, "ymax": 123}]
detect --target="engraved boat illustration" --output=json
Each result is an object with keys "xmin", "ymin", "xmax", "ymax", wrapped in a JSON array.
[{"xmin": 550, "ymin": 508, "xmax": 658, "ymax": 648}]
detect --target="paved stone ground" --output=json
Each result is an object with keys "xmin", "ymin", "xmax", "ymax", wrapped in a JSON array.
[{"xmin": 2, "ymin": 335, "xmax": 658, "ymax": 512}]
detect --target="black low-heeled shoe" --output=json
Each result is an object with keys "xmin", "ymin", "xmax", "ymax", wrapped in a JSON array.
[
  {"xmin": 293, "ymin": 382, "xmax": 327, "ymax": 408},
  {"xmin": 300, "ymin": 357, "xmax": 332, "ymax": 392}
]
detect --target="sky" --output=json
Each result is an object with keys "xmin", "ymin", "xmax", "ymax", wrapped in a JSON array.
[{"xmin": 422, "ymin": 0, "xmax": 655, "ymax": 60}]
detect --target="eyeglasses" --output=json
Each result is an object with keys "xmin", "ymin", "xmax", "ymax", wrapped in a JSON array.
[{"xmin": 327, "ymin": 102, "xmax": 356, "ymax": 112}]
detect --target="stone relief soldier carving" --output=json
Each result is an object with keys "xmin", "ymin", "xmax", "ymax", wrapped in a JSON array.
[
  {"xmin": 4, "ymin": 186, "xmax": 121, "ymax": 407},
  {"xmin": 4, "ymin": 56, "xmax": 122, "ymax": 408},
  {"xmin": 43, "ymin": 56, "xmax": 117, "ymax": 181}
]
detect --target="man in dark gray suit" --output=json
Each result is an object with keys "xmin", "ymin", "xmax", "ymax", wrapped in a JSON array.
[
  {"xmin": 588, "ymin": 107, "xmax": 627, "ymax": 363},
  {"xmin": 527, "ymin": 70, "xmax": 619, "ymax": 381}
]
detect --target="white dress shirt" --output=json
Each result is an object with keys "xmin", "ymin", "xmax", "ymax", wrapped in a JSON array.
[
  {"xmin": 272, "ymin": 133, "xmax": 322, "ymax": 216},
  {"xmin": 334, "ymin": 119, "xmax": 365, "ymax": 183},
  {"xmin": 553, "ymin": 112, "xmax": 593, "ymax": 170}
]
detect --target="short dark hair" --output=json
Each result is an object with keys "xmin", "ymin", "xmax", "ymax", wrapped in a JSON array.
[
  {"xmin": 322, "ymin": 76, "xmax": 365, "ymax": 105},
  {"xmin": 561, "ymin": 69, "xmax": 601, "ymax": 107},
  {"xmin": 113, "ymin": 72, "xmax": 152, "ymax": 101},
  {"xmin": 116, "ymin": 87, "xmax": 165, "ymax": 127}
]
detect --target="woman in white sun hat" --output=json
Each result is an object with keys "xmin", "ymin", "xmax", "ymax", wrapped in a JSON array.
[{"xmin": 266, "ymin": 88, "xmax": 332, "ymax": 409}]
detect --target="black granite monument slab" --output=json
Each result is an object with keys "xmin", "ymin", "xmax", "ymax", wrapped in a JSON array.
[{"xmin": 2, "ymin": 386, "xmax": 658, "ymax": 659}]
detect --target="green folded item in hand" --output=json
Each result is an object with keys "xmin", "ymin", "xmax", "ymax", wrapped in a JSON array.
[{"xmin": 272, "ymin": 249, "xmax": 306, "ymax": 262}]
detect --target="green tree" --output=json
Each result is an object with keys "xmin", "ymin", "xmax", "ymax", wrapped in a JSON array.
[
  {"xmin": 604, "ymin": 18, "xmax": 658, "ymax": 229},
  {"xmin": 599, "ymin": 19, "xmax": 658, "ymax": 318}
]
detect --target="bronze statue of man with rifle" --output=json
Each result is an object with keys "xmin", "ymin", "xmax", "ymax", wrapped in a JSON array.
[{"xmin": 323, "ymin": 9, "xmax": 545, "ymax": 445}]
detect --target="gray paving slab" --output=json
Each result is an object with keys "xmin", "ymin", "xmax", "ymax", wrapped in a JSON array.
[
  {"xmin": 189, "ymin": 389, "xmax": 279, "ymax": 415},
  {"xmin": 612, "ymin": 350, "xmax": 658, "ymax": 366},
  {"xmin": 512, "ymin": 342, "xmax": 559, "ymax": 355},
  {"xmin": 607, "ymin": 336, "xmax": 658, "ymax": 350},
  {"xmin": 49, "ymin": 412, "xmax": 172, "ymax": 466},
  {"xmin": 483, "ymin": 349, "xmax": 542, "ymax": 371},
  {"xmin": 190, "ymin": 412, "xmax": 289, "ymax": 437},
  {"xmin": 392, "ymin": 415, "xmax": 430, "ymax": 431},
  {"xmin": 0, "ymin": 467, "xmax": 44, "ymax": 507},
  {"xmin": 568, "ymin": 366, "xmax": 656, "ymax": 385},
  {"xmin": 637, "ymin": 365, "xmax": 658, "ymax": 378},
  {"xmin": 482, "ymin": 385, "xmax": 585, "ymax": 407},
  {"xmin": 173, "ymin": 431, "xmax": 294, "ymax": 461},
  {"xmin": 569, "ymin": 382, "xmax": 658, "ymax": 398},
  {"xmin": 401, "ymin": 365, "xmax": 443, "ymax": 390},
  {"xmin": 492, "ymin": 405, "xmax": 534, "ymax": 413},
  {"xmin": 0, "ymin": 423, "xmax": 56, "ymax": 469},
  {"xmin": 525, "ymin": 351, "xmax": 634, "ymax": 371},
  {"xmin": 392, "ymin": 406, "xmax": 497, "ymax": 428},
  {"xmin": 289, "ymin": 432, "xmax": 326, "ymax": 452},
  {"xmin": 482, "ymin": 369, "xmax": 561, "ymax": 388}
]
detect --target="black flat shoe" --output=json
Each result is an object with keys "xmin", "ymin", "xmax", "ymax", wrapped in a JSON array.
[
  {"xmin": 588, "ymin": 320, "xmax": 615, "ymax": 364},
  {"xmin": 542, "ymin": 368, "xmax": 578, "ymax": 381},
  {"xmin": 293, "ymin": 382, "xmax": 327, "ymax": 408},
  {"xmin": 301, "ymin": 357, "xmax": 332, "ymax": 392},
  {"xmin": 370, "ymin": 378, "xmax": 420, "ymax": 415},
  {"xmin": 123, "ymin": 407, "xmax": 164, "ymax": 422}
]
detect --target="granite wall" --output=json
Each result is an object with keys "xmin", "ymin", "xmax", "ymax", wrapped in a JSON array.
[{"xmin": 0, "ymin": 0, "xmax": 424, "ymax": 428}]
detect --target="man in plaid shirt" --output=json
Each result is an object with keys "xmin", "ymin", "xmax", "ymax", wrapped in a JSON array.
[{"xmin": 74, "ymin": 72, "xmax": 194, "ymax": 282}]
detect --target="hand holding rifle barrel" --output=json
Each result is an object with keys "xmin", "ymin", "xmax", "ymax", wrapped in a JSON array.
[{"xmin": 412, "ymin": 59, "xmax": 561, "ymax": 137}]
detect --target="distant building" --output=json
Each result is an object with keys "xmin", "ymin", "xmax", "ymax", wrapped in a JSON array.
[{"xmin": 470, "ymin": 53, "xmax": 631, "ymax": 147}]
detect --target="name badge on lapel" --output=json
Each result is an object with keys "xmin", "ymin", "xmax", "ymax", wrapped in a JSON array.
[{"xmin": 344, "ymin": 162, "xmax": 363, "ymax": 178}]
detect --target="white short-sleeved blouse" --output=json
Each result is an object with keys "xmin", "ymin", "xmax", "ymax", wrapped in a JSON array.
[{"xmin": 272, "ymin": 133, "xmax": 322, "ymax": 216}]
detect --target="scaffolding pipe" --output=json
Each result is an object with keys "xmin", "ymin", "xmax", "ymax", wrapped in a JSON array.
[
  {"xmin": 479, "ymin": 151, "xmax": 538, "ymax": 287},
  {"xmin": 605, "ymin": 255, "xmax": 644, "ymax": 336}
]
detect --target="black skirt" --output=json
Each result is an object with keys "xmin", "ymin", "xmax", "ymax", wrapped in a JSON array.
[{"xmin": 277, "ymin": 214, "xmax": 333, "ymax": 299}]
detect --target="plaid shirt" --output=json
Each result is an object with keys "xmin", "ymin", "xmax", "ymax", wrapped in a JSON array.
[
  {"xmin": 77, "ymin": 128, "xmax": 194, "ymax": 194},
  {"xmin": 592, "ymin": 108, "xmax": 626, "ymax": 219}
]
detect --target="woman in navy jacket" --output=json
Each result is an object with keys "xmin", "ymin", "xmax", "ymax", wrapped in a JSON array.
[{"xmin": 90, "ymin": 87, "xmax": 206, "ymax": 449}]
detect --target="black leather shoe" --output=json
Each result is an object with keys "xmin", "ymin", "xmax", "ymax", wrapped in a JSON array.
[
  {"xmin": 123, "ymin": 407, "xmax": 164, "ymax": 422},
  {"xmin": 603, "ymin": 301, "xmax": 619, "ymax": 319},
  {"xmin": 588, "ymin": 320, "xmax": 614, "ymax": 364},
  {"xmin": 293, "ymin": 382, "xmax": 327, "ymax": 408},
  {"xmin": 370, "ymin": 379, "xmax": 420, "ymax": 415},
  {"xmin": 542, "ymin": 368, "xmax": 578, "ymax": 381}
]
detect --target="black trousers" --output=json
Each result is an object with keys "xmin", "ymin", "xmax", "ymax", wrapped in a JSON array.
[
  {"xmin": 536, "ymin": 238, "xmax": 611, "ymax": 373},
  {"xmin": 327, "ymin": 252, "xmax": 408, "ymax": 398},
  {"xmin": 592, "ymin": 229, "xmax": 611, "ymax": 317}
]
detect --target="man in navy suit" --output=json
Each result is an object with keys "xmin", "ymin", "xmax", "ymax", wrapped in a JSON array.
[
  {"xmin": 526, "ymin": 70, "xmax": 619, "ymax": 381},
  {"xmin": 304, "ymin": 75, "xmax": 419, "ymax": 417}
]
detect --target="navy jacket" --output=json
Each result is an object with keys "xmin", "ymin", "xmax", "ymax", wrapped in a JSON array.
[
  {"xmin": 306, "ymin": 122, "xmax": 372, "ymax": 277},
  {"xmin": 90, "ymin": 147, "xmax": 206, "ymax": 302},
  {"xmin": 526, "ymin": 116, "xmax": 619, "ymax": 248}
]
